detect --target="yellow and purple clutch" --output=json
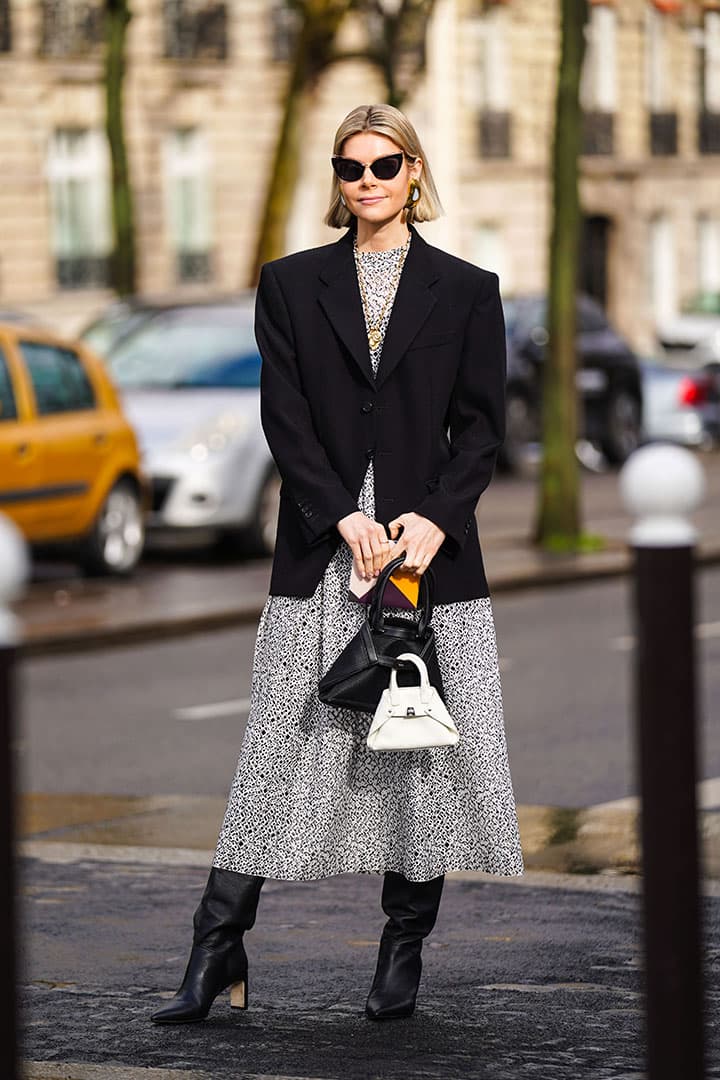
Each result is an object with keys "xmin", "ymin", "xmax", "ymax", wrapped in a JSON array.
[{"xmin": 349, "ymin": 546, "xmax": 420, "ymax": 610}]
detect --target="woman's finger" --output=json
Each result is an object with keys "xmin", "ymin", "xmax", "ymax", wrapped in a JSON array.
[
  {"xmin": 369, "ymin": 534, "xmax": 387, "ymax": 576},
  {"xmin": 358, "ymin": 536, "xmax": 375, "ymax": 579}
]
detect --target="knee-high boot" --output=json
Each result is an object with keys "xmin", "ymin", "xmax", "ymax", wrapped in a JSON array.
[
  {"xmin": 365, "ymin": 870, "xmax": 445, "ymax": 1021},
  {"xmin": 150, "ymin": 867, "xmax": 265, "ymax": 1024}
]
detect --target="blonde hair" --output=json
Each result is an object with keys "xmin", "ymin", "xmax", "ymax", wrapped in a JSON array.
[{"xmin": 324, "ymin": 104, "xmax": 444, "ymax": 230}]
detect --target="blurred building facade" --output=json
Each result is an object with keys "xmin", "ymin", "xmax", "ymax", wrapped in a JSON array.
[{"xmin": 0, "ymin": 0, "xmax": 719, "ymax": 351}]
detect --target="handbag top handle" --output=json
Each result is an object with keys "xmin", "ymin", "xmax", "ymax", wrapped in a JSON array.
[
  {"xmin": 389, "ymin": 652, "xmax": 432, "ymax": 705},
  {"xmin": 368, "ymin": 553, "xmax": 435, "ymax": 636}
]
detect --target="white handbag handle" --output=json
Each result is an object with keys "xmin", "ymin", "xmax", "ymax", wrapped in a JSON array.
[{"xmin": 389, "ymin": 652, "xmax": 432, "ymax": 706}]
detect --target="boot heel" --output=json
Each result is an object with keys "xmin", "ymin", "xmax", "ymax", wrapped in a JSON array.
[{"xmin": 230, "ymin": 979, "xmax": 248, "ymax": 1010}]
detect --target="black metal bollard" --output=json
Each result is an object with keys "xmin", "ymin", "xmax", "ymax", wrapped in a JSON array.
[
  {"xmin": 620, "ymin": 444, "xmax": 706, "ymax": 1080},
  {"xmin": 0, "ymin": 515, "xmax": 30, "ymax": 1080}
]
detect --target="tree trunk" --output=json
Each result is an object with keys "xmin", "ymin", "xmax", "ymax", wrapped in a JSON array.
[
  {"xmin": 105, "ymin": 0, "xmax": 136, "ymax": 296},
  {"xmin": 249, "ymin": 25, "xmax": 310, "ymax": 284},
  {"xmin": 533, "ymin": 0, "xmax": 588, "ymax": 549},
  {"xmin": 250, "ymin": 1, "xmax": 353, "ymax": 284}
]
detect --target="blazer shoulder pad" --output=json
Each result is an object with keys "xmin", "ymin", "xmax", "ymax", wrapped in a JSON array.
[
  {"xmin": 261, "ymin": 241, "xmax": 336, "ymax": 281},
  {"xmin": 427, "ymin": 244, "xmax": 499, "ymax": 295}
]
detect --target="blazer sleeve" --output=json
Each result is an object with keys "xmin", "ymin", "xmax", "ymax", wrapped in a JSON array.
[
  {"xmin": 411, "ymin": 271, "xmax": 506, "ymax": 554},
  {"xmin": 256, "ymin": 262, "xmax": 359, "ymax": 545}
]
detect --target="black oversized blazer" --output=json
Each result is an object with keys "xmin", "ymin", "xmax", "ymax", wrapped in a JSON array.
[{"xmin": 255, "ymin": 220, "xmax": 507, "ymax": 605}]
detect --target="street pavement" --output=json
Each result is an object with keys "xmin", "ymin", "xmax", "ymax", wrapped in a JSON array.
[
  {"xmin": 12, "ymin": 450, "xmax": 720, "ymax": 1078},
  {"xmin": 18, "ymin": 850, "xmax": 720, "ymax": 1080}
]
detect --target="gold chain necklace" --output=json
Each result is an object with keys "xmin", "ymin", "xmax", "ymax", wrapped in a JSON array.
[{"xmin": 353, "ymin": 233, "xmax": 411, "ymax": 352}]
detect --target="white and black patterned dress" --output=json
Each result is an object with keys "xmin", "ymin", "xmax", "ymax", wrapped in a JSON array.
[{"xmin": 213, "ymin": 236, "xmax": 525, "ymax": 883}]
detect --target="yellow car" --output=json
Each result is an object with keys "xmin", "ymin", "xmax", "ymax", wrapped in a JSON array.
[{"xmin": 0, "ymin": 320, "xmax": 148, "ymax": 575}]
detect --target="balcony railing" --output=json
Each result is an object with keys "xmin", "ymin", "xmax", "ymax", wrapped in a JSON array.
[
  {"xmin": 1, "ymin": 0, "xmax": 11, "ymax": 51},
  {"xmin": 164, "ymin": 0, "xmax": 228, "ymax": 61},
  {"xmin": 177, "ymin": 250, "xmax": 212, "ymax": 283},
  {"xmin": 479, "ymin": 110, "xmax": 511, "ymax": 159},
  {"xmin": 40, "ymin": 0, "xmax": 104, "ymax": 57},
  {"xmin": 56, "ymin": 255, "xmax": 110, "ymax": 290},
  {"xmin": 581, "ymin": 110, "xmax": 614, "ymax": 156},
  {"xmin": 699, "ymin": 110, "xmax": 720, "ymax": 155},
  {"xmin": 649, "ymin": 111, "xmax": 678, "ymax": 156}
]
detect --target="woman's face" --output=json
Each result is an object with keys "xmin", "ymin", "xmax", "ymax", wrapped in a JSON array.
[{"xmin": 337, "ymin": 131, "xmax": 422, "ymax": 229}]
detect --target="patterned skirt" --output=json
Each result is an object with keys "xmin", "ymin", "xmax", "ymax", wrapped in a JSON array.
[{"xmin": 213, "ymin": 461, "xmax": 525, "ymax": 883}]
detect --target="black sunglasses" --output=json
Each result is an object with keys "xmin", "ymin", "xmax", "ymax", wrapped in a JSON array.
[{"xmin": 331, "ymin": 152, "xmax": 405, "ymax": 183}]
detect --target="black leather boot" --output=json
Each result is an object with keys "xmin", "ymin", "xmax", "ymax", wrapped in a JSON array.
[
  {"xmin": 365, "ymin": 870, "xmax": 445, "ymax": 1021},
  {"xmin": 151, "ymin": 867, "xmax": 265, "ymax": 1024}
]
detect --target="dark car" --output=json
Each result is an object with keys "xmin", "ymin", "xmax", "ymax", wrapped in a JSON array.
[{"xmin": 499, "ymin": 294, "xmax": 644, "ymax": 473}]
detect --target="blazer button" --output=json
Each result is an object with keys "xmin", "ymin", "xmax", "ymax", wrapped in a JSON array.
[{"xmin": 360, "ymin": 401, "xmax": 374, "ymax": 414}]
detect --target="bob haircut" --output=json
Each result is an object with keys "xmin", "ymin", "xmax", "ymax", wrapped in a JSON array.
[{"xmin": 324, "ymin": 103, "xmax": 444, "ymax": 230}]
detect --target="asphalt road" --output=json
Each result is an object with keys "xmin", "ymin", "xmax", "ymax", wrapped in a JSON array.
[
  {"xmin": 18, "ymin": 856, "xmax": 720, "ymax": 1080},
  {"xmin": 17, "ymin": 567, "xmax": 720, "ymax": 808}
]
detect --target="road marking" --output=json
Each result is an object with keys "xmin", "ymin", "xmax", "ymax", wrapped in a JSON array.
[
  {"xmin": 174, "ymin": 698, "xmax": 251, "ymax": 721},
  {"xmin": 610, "ymin": 620, "xmax": 720, "ymax": 651}
]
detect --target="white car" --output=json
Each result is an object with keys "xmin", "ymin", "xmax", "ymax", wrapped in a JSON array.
[
  {"xmin": 639, "ymin": 356, "xmax": 720, "ymax": 449},
  {"xmin": 81, "ymin": 298, "xmax": 280, "ymax": 556},
  {"xmin": 657, "ymin": 292, "xmax": 720, "ymax": 362}
]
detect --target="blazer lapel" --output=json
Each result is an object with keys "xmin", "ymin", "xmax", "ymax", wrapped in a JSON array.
[
  {"xmin": 318, "ymin": 228, "xmax": 375, "ymax": 389},
  {"xmin": 317, "ymin": 223, "xmax": 441, "ymax": 392},
  {"xmin": 374, "ymin": 226, "xmax": 440, "ymax": 390}
]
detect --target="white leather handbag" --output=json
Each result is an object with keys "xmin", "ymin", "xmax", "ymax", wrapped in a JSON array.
[{"xmin": 366, "ymin": 652, "xmax": 460, "ymax": 751}]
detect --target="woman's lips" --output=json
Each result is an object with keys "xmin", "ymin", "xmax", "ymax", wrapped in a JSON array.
[{"xmin": 359, "ymin": 197, "xmax": 385, "ymax": 204}]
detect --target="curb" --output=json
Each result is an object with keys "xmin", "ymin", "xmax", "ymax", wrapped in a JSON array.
[
  {"xmin": 16, "ymin": 543, "xmax": 720, "ymax": 657},
  {"xmin": 16, "ymin": 795, "xmax": 720, "ymax": 882}
]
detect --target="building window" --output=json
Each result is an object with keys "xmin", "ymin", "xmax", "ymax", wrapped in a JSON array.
[
  {"xmin": 164, "ymin": 128, "xmax": 213, "ymax": 284},
  {"xmin": 581, "ymin": 4, "xmax": 616, "ymax": 155},
  {"xmin": 467, "ymin": 6, "xmax": 512, "ymax": 158},
  {"xmin": 163, "ymin": 0, "xmax": 228, "ymax": 61},
  {"xmin": 40, "ymin": 0, "xmax": 105, "ymax": 57},
  {"xmin": 46, "ymin": 129, "xmax": 112, "ymax": 289},
  {"xmin": 697, "ymin": 213, "xmax": 720, "ymax": 296},
  {"xmin": 473, "ymin": 223, "xmax": 510, "ymax": 292},
  {"xmin": 645, "ymin": 6, "xmax": 677, "ymax": 155},
  {"xmin": 270, "ymin": 1, "xmax": 300, "ymax": 62},
  {"xmin": 699, "ymin": 11, "xmax": 720, "ymax": 154},
  {"xmin": 649, "ymin": 214, "xmax": 677, "ymax": 325},
  {"xmin": 1, "ymin": 0, "xmax": 11, "ymax": 52}
]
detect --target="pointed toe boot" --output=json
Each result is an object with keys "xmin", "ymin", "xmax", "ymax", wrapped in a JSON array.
[
  {"xmin": 151, "ymin": 867, "xmax": 264, "ymax": 1024},
  {"xmin": 365, "ymin": 871, "xmax": 444, "ymax": 1021}
]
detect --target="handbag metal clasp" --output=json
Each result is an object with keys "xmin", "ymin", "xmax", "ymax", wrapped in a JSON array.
[{"xmin": 406, "ymin": 706, "xmax": 416, "ymax": 717}]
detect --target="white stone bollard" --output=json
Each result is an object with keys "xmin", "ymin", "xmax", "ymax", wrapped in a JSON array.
[
  {"xmin": 0, "ymin": 514, "xmax": 29, "ymax": 646},
  {"xmin": 619, "ymin": 442, "xmax": 705, "ymax": 547}
]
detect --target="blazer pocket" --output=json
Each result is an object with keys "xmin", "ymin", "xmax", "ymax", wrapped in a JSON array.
[{"xmin": 407, "ymin": 330, "xmax": 457, "ymax": 351}]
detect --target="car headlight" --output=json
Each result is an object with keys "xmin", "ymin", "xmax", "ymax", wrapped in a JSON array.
[{"xmin": 175, "ymin": 412, "xmax": 251, "ymax": 461}]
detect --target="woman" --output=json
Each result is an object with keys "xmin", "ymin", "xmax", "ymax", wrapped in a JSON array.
[{"xmin": 151, "ymin": 103, "xmax": 524, "ymax": 1027}]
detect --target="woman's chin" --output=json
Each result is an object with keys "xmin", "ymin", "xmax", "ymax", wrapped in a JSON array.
[{"xmin": 353, "ymin": 205, "xmax": 404, "ymax": 228}]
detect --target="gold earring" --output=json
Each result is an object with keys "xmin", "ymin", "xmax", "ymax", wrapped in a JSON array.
[{"xmin": 404, "ymin": 179, "xmax": 421, "ymax": 211}]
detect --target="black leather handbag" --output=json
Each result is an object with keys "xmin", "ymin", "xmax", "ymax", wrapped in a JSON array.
[{"xmin": 318, "ymin": 554, "xmax": 446, "ymax": 714}]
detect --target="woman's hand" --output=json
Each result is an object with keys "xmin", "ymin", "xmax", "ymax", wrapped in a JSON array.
[
  {"xmin": 386, "ymin": 512, "xmax": 446, "ymax": 575},
  {"xmin": 337, "ymin": 511, "xmax": 393, "ymax": 580}
]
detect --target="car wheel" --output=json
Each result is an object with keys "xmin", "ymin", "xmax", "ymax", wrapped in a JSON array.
[
  {"xmin": 220, "ymin": 465, "xmax": 281, "ymax": 559},
  {"xmin": 599, "ymin": 390, "xmax": 642, "ymax": 465},
  {"xmin": 497, "ymin": 392, "xmax": 540, "ymax": 476},
  {"xmin": 78, "ymin": 479, "xmax": 145, "ymax": 576}
]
